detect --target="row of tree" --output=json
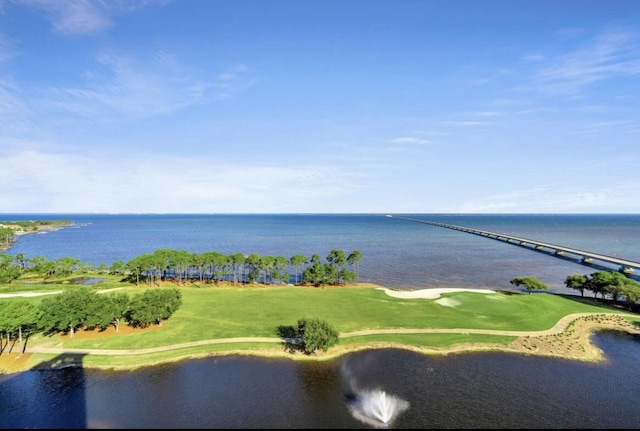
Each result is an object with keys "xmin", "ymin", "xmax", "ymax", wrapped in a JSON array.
[
  {"xmin": 0, "ymin": 227, "xmax": 16, "ymax": 251},
  {"xmin": 0, "ymin": 286, "xmax": 341, "ymax": 357},
  {"xmin": 564, "ymin": 270, "xmax": 640, "ymax": 305},
  {"xmin": 0, "ymin": 288, "xmax": 182, "ymax": 354},
  {"xmin": 0, "ymin": 248, "xmax": 364, "ymax": 287},
  {"xmin": 510, "ymin": 269, "xmax": 640, "ymax": 308}
]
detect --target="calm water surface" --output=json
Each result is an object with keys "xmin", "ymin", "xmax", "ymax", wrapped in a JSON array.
[
  {"xmin": 1, "ymin": 332, "xmax": 639, "ymax": 429},
  {"xmin": 4, "ymin": 213, "xmax": 640, "ymax": 293}
]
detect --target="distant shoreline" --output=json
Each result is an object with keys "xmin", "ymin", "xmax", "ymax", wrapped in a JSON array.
[{"xmin": 0, "ymin": 220, "xmax": 73, "ymax": 251}]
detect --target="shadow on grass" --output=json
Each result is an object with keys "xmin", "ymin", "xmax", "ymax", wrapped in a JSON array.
[{"xmin": 277, "ymin": 325, "xmax": 306, "ymax": 354}]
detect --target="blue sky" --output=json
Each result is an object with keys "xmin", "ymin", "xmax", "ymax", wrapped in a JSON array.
[{"xmin": 1, "ymin": 0, "xmax": 639, "ymax": 214}]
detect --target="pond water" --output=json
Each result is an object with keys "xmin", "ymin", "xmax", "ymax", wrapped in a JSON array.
[{"xmin": 2, "ymin": 331, "xmax": 639, "ymax": 429}]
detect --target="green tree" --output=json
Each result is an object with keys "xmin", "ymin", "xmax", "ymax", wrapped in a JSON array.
[
  {"xmin": 0, "ymin": 265, "xmax": 20, "ymax": 284},
  {"xmin": 167, "ymin": 249, "xmax": 192, "ymax": 285},
  {"xmin": 210, "ymin": 252, "xmax": 231, "ymax": 284},
  {"xmin": 302, "ymin": 254, "xmax": 327, "ymax": 287},
  {"xmin": 347, "ymin": 250, "xmax": 363, "ymax": 283},
  {"xmin": 272, "ymin": 255, "xmax": 290, "ymax": 285},
  {"xmin": 229, "ymin": 252, "xmax": 245, "ymax": 285},
  {"xmin": 88, "ymin": 292, "xmax": 130, "ymax": 332},
  {"xmin": 244, "ymin": 253, "xmax": 261, "ymax": 285},
  {"xmin": 191, "ymin": 252, "xmax": 208, "ymax": 284},
  {"xmin": 126, "ymin": 254, "xmax": 151, "ymax": 285},
  {"xmin": 290, "ymin": 254, "xmax": 307, "ymax": 285},
  {"xmin": 109, "ymin": 260, "xmax": 127, "ymax": 275},
  {"xmin": 0, "ymin": 301, "xmax": 41, "ymax": 354},
  {"xmin": 327, "ymin": 249, "xmax": 347, "ymax": 284},
  {"xmin": 27, "ymin": 255, "xmax": 49, "ymax": 275},
  {"xmin": 296, "ymin": 317, "xmax": 339, "ymax": 354},
  {"xmin": 339, "ymin": 268, "xmax": 357, "ymax": 284},
  {"xmin": 38, "ymin": 288, "xmax": 101, "ymax": 337},
  {"xmin": 0, "ymin": 227, "xmax": 16, "ymax": 249},
  {"xmin": 565, "ymin": 274, "xmax": 588, "ymax": 297},
  {"xmin": 589, "ymin": 270, "xmax": 639, "ymax": 305},
  {"xmin": 54, "ymin": 256, "xmax": 80, "ymax": 276},
  {"xmin": 258, "ymin": 255, "xmax": 276, "ymax": 284},
  {"xmin": 620, "ymin": 282, "xmax": 640, "ymax": 306},
  {"xmin": 79, "ymin": 261, "xmax": 96, "ymax": 273},
  {"xmin": 509, "ymin": 276, "xmax": 549, "ymax": 295},
  {"xmin": 13, "ymin": 252, "xmax": 27, "ymax": 271},
  {"xmin": 127, "ymin": 288, "xmax": 182, "ymax": 328}
]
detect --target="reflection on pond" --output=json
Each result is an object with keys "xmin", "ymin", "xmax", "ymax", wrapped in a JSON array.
[
  {"xmin": 1, "ymin": 332, "xmax": 640, "ymax": 428},
  {"xmin": 18, "ymin": 277, "xmax": 105, "ymax": 286},
  {"xmin": 70, "ymin": 277, "xmax": 105, "ymax": 285}
]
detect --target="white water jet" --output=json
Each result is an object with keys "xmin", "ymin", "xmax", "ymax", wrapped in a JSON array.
[{"xmin": 348, "ymin": 388, "xmax": 409, "ymax": 428}]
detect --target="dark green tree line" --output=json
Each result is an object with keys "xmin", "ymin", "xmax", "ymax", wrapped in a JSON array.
[
  {"xmin": 564, "ymin": 270, "xmax": 640, "ymax": 306},
  {"xmin": 0, "ymin": 287, "xmax": 183, "ymax": 342}
]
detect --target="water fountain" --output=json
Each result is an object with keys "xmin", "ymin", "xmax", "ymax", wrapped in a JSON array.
[{"xmin": 347, "ymin": 388, "xmax": 409, "ymax": 428}]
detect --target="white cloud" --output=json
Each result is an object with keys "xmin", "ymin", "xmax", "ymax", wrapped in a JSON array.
[
  {"xmin": 388, "ymin": 137, "xmax": 430, "ymax": 145},
  {"xmin": 532, "ymin": 27, "xmax": 640, "ymax": 95},
  {"xmin": 44, "ymin": 52, "xmax": 254, "ymax": 120},
  {"xmin": 0, "ymin": 33, "xmax": 13, "ymax": 64},
  {"xmin": 523, "ymin": 53, "xmax": 544, "ymax": 62},
  {"xmin": 20, "ymin": 0, "xmax": 114, "ymax": 34},
  {"xmin": 18, "ymin": 0, "xmax": 165, "ymax": 35},
  {"xmin": 474, "ymin": 111, "xmax": 502, "ymax": 117},
  {"xmin": 450, "ymin": 183, "xmax": 640, "ymax": 214},
  {"xmin": 0, "ymin": 148, "xmax": 362, "ymax": 213},
  {"xmin": 442, "ymin": 121, "xmax": 493, "ymax": 127},
  {"xmin": 0, "ymin": 79, "xmax": 34, "ymax": 132}
]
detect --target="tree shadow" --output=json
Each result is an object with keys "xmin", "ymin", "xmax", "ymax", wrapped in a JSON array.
[{"xmin": 276, "ymin": 325, "xmax": 304, "ymax": 353}]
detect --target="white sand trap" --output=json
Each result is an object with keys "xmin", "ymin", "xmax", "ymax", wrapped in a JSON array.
[
  {"xmin": 0, "ymin": 291, "xmax": 61, "ymax": 298},
  {"xmin": 378, "ymin": 287, "xmax": 497, "ymax": 299},
  {"xmin": 435, "ymin": 297, "xmax": 460, "ymax": 307}
]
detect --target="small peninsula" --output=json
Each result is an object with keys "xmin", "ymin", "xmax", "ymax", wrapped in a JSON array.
[{"xmin": 0, "ymin": 220, "xmax": 72, "ymax": 251}]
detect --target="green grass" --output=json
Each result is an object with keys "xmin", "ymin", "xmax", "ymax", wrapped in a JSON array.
[
  {"xmin": 4, "ymin": 281, "xmax": 639, "ymax": 371},
  {"xmin": 25, "ymin": 285, "xmax": 634, "ymax": 347}
]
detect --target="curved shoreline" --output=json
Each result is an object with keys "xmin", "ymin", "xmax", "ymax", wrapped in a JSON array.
[
  {"xmin": 21, "ymin": 312, "xmax": 632, "ymax": 356},
  {"xmin": 17, "ymin": 312, "xmax": 640, "ymax": 372}
]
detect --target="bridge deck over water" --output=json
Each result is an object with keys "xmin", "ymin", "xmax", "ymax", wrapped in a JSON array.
[{"xmin": 389, "ymin": 215, "xmax": 639, "ymax": 274}]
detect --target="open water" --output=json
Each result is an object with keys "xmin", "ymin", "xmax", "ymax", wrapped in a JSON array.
[
  {"xmin": 3, "ymin": 213, "xmax": 640, "ymax": 294},
  {"xmin": 1, "ymin": 213, "xmax": 640, "ymax": 428}
]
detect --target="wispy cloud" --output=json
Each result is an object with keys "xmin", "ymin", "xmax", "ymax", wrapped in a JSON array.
[
  {"xmin": 0, "ymin": 148, "xmax": 361, "ymax": 213},
  {"xmin": 0, "ymin": 33, "xmax": 13, "ymax": 64},
  {"xmin": 474, "ymin": 111, "xmax": 502, "ymax": 117},
  {"xmin": 569, "ymin": 119, "xmax": 640, "ymax": 136},
  {"xmin": 449, "ymin": 184, "xmax": 640, "ymax": 214},
  {"xmin": 0, "ymin": 79, "xmax": 34, "ymax": 132},
  {"xmin": 18, "ymin": 0, "xmax": 165, "ymax": 35},
  {"xmin": 531, "ymin": 27, "xmax": 640, "ymax": 96},
  {"xmin": 388, "ymin": 137, "xmax": 430, "ymax": 145},
  {"xmin": 442, "ymin": 120, "xmax": 493, "ymax": 127},
  {"xmin": 44, "ymin": 51, "xmax": 254, "ymax": 120}
]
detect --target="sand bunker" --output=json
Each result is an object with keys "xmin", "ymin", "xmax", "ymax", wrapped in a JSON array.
[
  {"xmin": 378, "ymin": 287, "xmax": 497, "ymax": 299},
  {"xmin": 435, "ymin": 297, "xmax": 460, "ymax": 307}
]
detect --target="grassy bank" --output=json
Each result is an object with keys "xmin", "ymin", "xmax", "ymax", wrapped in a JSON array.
[{"xmin": 1, "ymin": 282, "xmax": 639, "ymax": 373}]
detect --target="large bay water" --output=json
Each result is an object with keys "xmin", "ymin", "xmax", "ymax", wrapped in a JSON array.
[
  {"xmin": 3, "ymin": 213, "xmax": 640, "ymax": 293},
  {"xmin": 2, "ymin": 213, "xmax": 640, "ymax": 428}
]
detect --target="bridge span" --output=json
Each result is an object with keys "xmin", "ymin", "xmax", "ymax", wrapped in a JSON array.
[{"xmin": 389, "ymin": 215, "xmax": 639, "ymax": 274}]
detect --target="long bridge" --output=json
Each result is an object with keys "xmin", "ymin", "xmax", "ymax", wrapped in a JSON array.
[{"xmin": 388, "ymin": 215, "xmax": 639, "ymax": 274}]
